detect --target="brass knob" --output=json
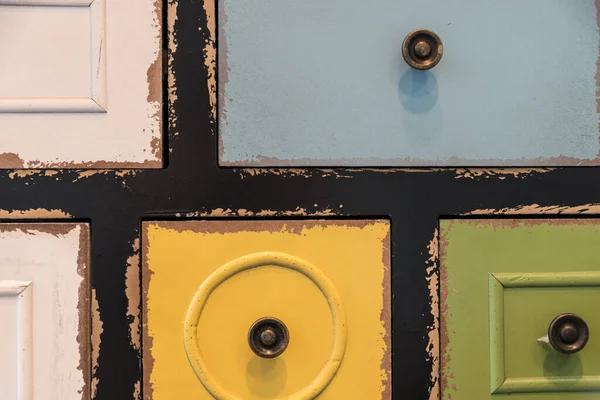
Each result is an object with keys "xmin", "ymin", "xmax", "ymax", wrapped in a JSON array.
[
  {"xmin": 402, "ymin": 29, "xmax": 443, "ymax": 70},
  {"xmin": 548, "ymin": 313, "xmax": 589, "ymax": 354},
  {"xmin": 248, "ymin": 317, "xmax": 289, "ymax": 358}
]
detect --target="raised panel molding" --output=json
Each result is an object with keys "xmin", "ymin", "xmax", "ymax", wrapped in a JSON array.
[
  {"xmin": 0, "ymin": 0, "xmax": 162, "ymax": 168},
  {"xmin": 0, "ymin": 224, "xmax": 90, "ymax": 399},
  {"xmin": 0, "ymin": 280, "xmax": 32, "ymax": 400},
  {"xmin": 0, "ymin": 0, "xmax": 106, "ymax": 113},
  {"xmin": 488, "ymin": 272, "xmax": 600, "ymax": 394}
]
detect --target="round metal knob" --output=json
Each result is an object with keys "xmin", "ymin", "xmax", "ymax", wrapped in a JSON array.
[
  {"xmin": 248, "ymin": 317, "xmax": 289, "ymax": 358},
  {"xmin": 402, "ymin": 29, "xmax": 443, "ymax": 70},
  {"xmin": 548, "ymin": 313, "xmax": 589, "ymax": 354}
]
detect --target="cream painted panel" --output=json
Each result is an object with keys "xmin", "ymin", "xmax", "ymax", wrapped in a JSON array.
[
  {"xmin": 0, "ymin": 0, "xmax": 162, "ymax": 168},
  {"xmin": 0, "ymin": 6, "xmax": 90, "ymax": 99},
  {"xmin": 0, "ymin": 224, "xmax": 90, "ymax": 400},
  {"xmin": 0, "ymin": 281, "xmax": 32, "ymax": 400}
]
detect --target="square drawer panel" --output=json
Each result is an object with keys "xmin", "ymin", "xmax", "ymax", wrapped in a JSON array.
[
  {"xmin": 0, "ymin": 223, "xmax": 90, "ymax": 399},
  {"xmin": 142, "ymin": 219, "xmax": 391, "ymax": 399},
  {"xmin": 440, "ymin": 219, "xmax": 600, "ymax": 400},
  {"xmin": 218, "ymin": 0, "xmax": 600, "ymax": 166},
  {"xmin": 0, "ymin": 0, "xmax": 162, "ymax": 168}
]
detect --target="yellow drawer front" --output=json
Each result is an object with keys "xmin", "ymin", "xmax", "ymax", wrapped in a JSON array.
[{"xmin": 142, "ymin": 220, "xmax": 391, "ymax": 399}]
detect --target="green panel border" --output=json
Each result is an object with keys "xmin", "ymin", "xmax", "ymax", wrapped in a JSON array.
[{"xmin": 488, "ymin": 271, "xmax": 600, "ymax": 394}]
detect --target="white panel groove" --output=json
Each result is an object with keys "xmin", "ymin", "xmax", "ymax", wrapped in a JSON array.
[
  {"xmin": 0, "ymin": 0, "xmax": 106, "ymax": 113},
  {"xmin": 0, "ymin": 280, "xmax": 33, "ymax": 400},
  {"xmin": 0, "ymin": 99, "xmax": 105, "ymax": 113}
]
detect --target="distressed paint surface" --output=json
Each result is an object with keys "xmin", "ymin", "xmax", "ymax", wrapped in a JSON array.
[
  {"xmin": 0, "ymin": 223, "xmax": 90, "ymax": 400},
  {"xmin": 0, "ymin": 0, "xmax": 162, "ymax": 168},
  {"xmin": 218, "ymin": 0, "xmax": 600, "ymax": 166},
  {"xmin": 439, "ymin": 219, "xmax": 600, "ymax": 400},
  {"xmin": 142, "ymin": 220, "xmax": 391, "ymax": 399}
]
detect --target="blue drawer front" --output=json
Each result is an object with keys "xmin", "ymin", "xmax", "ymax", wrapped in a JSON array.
[{"xmin": 218, "ymin": 0, "xmax": 599, "ymax": 166}]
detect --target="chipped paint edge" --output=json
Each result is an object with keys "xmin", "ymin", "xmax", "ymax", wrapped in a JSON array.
[
  {"xmin": 380, "ymin": 225, "xmax": 392, "ymax": 400},
  {"xmin": 203, "ymin": 0, "xmax": 216, "ymax": 124},
  {"xmin": 430, "ymin": 202, "xmax": 600, "ymax": 399},
  {"xmin": 168, "ymin": 0, "xmax": 179, "ymax": 137},
  {"xmin": 236, "ymin": 167, "xmax": 554, "ymax": 180},
  {"xmin": 126, "ymin": 237, "xmax": 142, "ymax": 399},
  {"xmin": 172, "ymin": 205, "xmax": 344, "ymax": 218},
  {"xmin": 426, "ymin": 228, "xmax": 440, "ymax": 400},
  {"xmin": 0, "ymin": 208, "xmax": 73, "ymax": 219},
  {"xmin": 76, "ymin": 224, "xmax": 92, "ymax": 400},
  {"xmin": 464, "ymin": 203, "xmax": 600, "ymax": 215},
  {"xmin": 91, "ymin": 288, "xmax": 104, "ymax": 399},
  {"xmin": 141, "ymin": 226, "xmax": 155, "ymax": 400}
]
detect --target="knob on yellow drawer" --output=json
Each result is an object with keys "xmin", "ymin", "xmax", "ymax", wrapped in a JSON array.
[{"xmin": 142, "ymin": 220, "xmax": 391, "ymax": 400}]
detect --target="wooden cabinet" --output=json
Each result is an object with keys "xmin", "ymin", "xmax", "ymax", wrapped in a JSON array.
[
  {"xmin": 1, "ymin": 2, "xmax": 599, "ymax": 399},
  {"xmin": 439, "ymin": 219, "xmax": 600, "ymax": 399},
  {"xmin": 217, "ymin": 0, "xmax": 600, "ymax": 166},
  {"xmin": 142, "ymin": 220, "xmax": 391, "ymax": 399}
]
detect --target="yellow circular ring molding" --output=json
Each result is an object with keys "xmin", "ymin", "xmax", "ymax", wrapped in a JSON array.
[{"xmin": 183, "ymin": 251, "xmax": 348, "ymax": 400}]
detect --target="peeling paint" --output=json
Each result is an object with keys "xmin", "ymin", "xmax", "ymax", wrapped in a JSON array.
[
  {"xmin": 8, "ymin": 169, "xmax": 59, "ymax": 179},
  {"xmin": 181, "ymin": 206, "xmax": 342, "ymax": 218},
  {"xmin": 238, "ymin": 167, "xmax": 553, "ymax": 179},
  {"xmin": 168, "ymin": 0, "xmax": 179, "ymax": 134},
  {"xmin": 239, "ymin": 168, "xmax": 355, "ymax": 179},
  {"xmin": 23, "ymin": 159, "xmax": 162, "ymax": 169},
  {"xmin": 426, "ymin": 228, "xmax": 439, "ymax": 400},
  {"xmin": 126, "ymin": 238, "xmax": 141, "ymax": 351},
  {"xmin": 0, "ymin": 208, "xmax": 72, "ymax": 219},
  {"xmin": 76, "ymin": 225, "xmax": 92, "ymax": 400},
  {"xmin": 438, "ymin": 224, "xmax": 452, "ymax": 400},
  {"xmin": 141, "ymin": 233, "xmax": 155, "ymax": 400},
  {"xmin": 380, "ymin": 227, "xmax": 392, "ymax": 400},
  {"xmin": 146, "ymin": 0, "xmax": 162, "ymax": 107},
  {"xmin": 0, "ymin": 152, "xmax": 25, "ymax": 168},
  {"xmin": 203, "ymin": 0, "xmax": 217, "ymax": 123},
  {"xmin": 91, "ymin": 288, "xmax": 104, "ymax": 399},
  {"xmin": 6, "ymin": 169, "xmax": 138, "ymax": 181},
  {"xmin": 133, "ymin": 381, "xmax": 141, "ymax": 400},
  {"xmin": 465, "ymin": 203, "xmax": 600, "ymax": 215},
  {"xmin": 453, "ymin": 168, "xmax": 554, "ymax": 180},
  {"xmin": 74, "ymin": 170, "xmax": 139, "ymax": 181}
]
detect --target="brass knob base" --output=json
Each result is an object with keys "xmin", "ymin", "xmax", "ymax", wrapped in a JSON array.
[
  {"xmin": 248, "ymin": 317, "xmax": 289, "ymax": 358},
  {"xmin": 548, "ymin": 313, "xmax": 589, "ymax": 354},
  {"xmin": 402, "ymin": 29, "xmax": 443, "ymax": 70}
]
